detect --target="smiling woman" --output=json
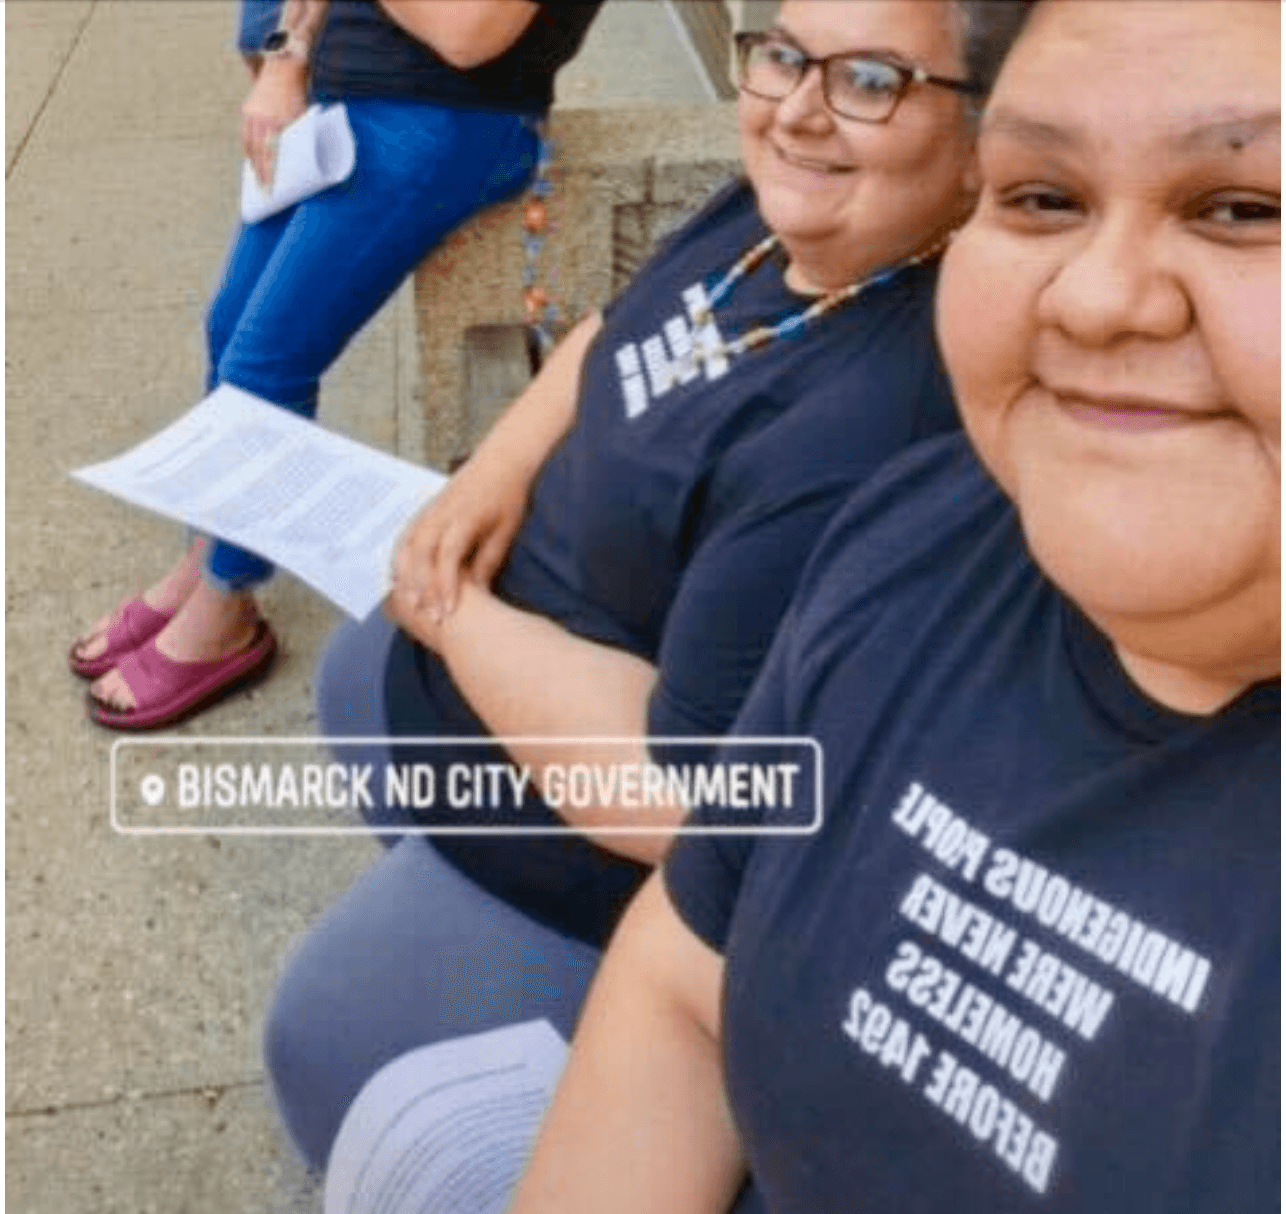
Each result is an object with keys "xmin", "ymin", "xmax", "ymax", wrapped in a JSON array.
[
  {"xmin": 939, "ymin": 0, "xmax": 1280, "ymax": 713},
  {"xmin": 378, "ymin": 0, "xmax": 1004, "ymax": 894},
  {"xmin": 737, "ymin": 1, "xmax": 980, "ymax": 291}
]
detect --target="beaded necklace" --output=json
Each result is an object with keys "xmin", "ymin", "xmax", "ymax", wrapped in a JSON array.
[{"xmin": 690, "ymin": 231, "xmax": 948, "ymax": 364}]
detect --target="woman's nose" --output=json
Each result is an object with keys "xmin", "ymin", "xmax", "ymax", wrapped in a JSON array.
[
  {"xmin": 1036, "ymin": 212, "xmax": 1192, "ymax": 346},
  {"xmin": 772, "ymin": 62, "xmax": 835, "ymax": 133}
]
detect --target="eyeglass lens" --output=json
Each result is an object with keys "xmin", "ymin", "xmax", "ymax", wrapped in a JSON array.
[{"xmin": 740, "ymin": 38, "xmax": 907, "ymax": 121}]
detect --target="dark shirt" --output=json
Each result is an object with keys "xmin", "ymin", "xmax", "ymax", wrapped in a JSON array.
[
  {"xmin": 311, "ymin": 1, "xmax": 602, "ymax": 113},
  {"xmin": 666, "ymin": 435, "xmax": 1280, "ymax": 1213},
  {"xmin": 386, "ymin": 181, "xmax": 961, "ymax": 945}
]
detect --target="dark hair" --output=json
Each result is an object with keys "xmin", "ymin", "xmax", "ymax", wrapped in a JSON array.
[{"xmin": 956, "ymin": 0, "xmax": 1036, "ymax": 120}]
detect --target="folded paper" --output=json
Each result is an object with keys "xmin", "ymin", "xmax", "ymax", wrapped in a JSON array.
[{"xmin": 240, "ymin": 103, "xmax": 357, "ymax": 224}]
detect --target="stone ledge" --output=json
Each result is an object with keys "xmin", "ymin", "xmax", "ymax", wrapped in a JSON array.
[{"xmin": 412, "ymin": 103, "xmax": 740, "ymax": 468}]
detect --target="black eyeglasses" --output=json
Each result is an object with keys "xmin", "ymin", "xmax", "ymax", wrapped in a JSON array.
[{"xmin": 734, "ymin": 30, "xmax": 981, "ymax": 124}]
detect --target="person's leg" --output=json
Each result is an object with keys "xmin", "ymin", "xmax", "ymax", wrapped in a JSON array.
[
  {"xmin": 91, "ymin": 103, "xmax": 537, "ymax": 710},
  {"xmin": 70, "ymin": 535, "xmax": 208, "ymax": 665},
  {"xmin": 212, "ymin": 99, "xmax": 538, "ymax": 414},
  {"xmin": 264, "ymin": 837, "xmax": 601, "ymax": 1171},
  {"xmin": 76, "ymin": 214, "xmax": 293, "ymax": 695},
  {"xmin": 315, "ymin": 610, "xmax": 396, "ymax": 744},
  {"xmin": 205, "ymin": 206, "xmax": 298, "ymax": 404},
  {"xmin": 200, "ymin": 99, "xmax": 539, "ymax": 598},
  {"xmin": 314, "ymin": 609, "xmax": 412, "ymax": 836}
]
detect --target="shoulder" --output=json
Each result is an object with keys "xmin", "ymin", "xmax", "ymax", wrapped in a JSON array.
[
  {"xmin": 806, "ymin": 433, "xmax": 1014, "ymax": 591},
  {"xmin": 600, "ymin": 178, "xmax": 761, "ymax": 323},
  {"xmin": 766, "ymin": 259, "xmax": 959, "ymax": 447},
  {"xmin": 646, "ymin": 179, "xmax": 765, "ymax": 270},
  {"xmin": 701, "ymin": 263, "xmax": 960, "ymax": 510},
  {"xmin": 831, "ymin": 260, "xmax": 958, "ymax": 431},
  {"xmin": 782, "ymin": 435, "xmax": 1020, "ymax": 669}
]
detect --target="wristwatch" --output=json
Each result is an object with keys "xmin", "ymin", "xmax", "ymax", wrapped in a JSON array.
[{"xmin": 261, "ymin": 27, "xmax": 311, "ymax": 63}]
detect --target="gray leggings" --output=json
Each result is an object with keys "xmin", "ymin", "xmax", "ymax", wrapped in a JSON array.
[
  {"xmin": 264, "ymin": 831, "xmax": 603, "ymax": 1172},
  {"xmin": 265, "ymin": 613, "xmax": 763, "ymax": 1212},
  {"xmin": 265, "ymin": 613, "xmax": 601, "ymax": 1170}
]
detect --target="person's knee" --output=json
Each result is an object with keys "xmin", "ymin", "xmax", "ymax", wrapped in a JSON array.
[
  {"xmin": 204, "ymin": 292, "xmax": 239, "ymax": 378},
  {"xmin": 263, "ymin": 947, "xmax": 361, "ymax": 1171},
  {"xmin": 315, "ymin": 612, "xmax": 395, "ymax": 735},
  {"xmin": 263, "ymin": 965, "xmax": 329, "ymax": 1169}
]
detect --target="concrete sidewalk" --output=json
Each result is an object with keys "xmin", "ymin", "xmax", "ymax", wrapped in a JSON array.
[{"xmin": 6, "ymin": 3, "xmax": 710, "ymax": 1210}]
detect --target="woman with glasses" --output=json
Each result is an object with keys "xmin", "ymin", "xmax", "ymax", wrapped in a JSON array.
[
  {"xmin": 513, "ymin": 1, "xmax": 1279, "ymax": 1210},
  {"xmin": 265, "ymin": 0, "xmax": 1029, "ymax": 1175}
]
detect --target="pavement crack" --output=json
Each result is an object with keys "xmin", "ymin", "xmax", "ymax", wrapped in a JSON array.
[
  {"xmin": 6, "ymin": 1076, "xmax": 265, "ymax": 1120},
  {"xmin": 6, "ymin": 0, "xmax": 99, "ymax": 180}
]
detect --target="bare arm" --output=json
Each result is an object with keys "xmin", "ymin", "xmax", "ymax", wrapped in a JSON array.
[
  {"xmin": 387, "ymin": 578, "xmax": 671, "ymax": 863},
  {"xmin": 387, "ymin": 311, "xmax": 682, "ymax": 861},
  {"xmin": 240, "ymin": 0, "xmax": 330, "ymax": 186},
  {"xmin": 378, "ymin": 0, "xmax": 540, "ymax": 68},
  {"xmin": 385, "ymin": 312, "xmax": 679, "ymax": 864},
  {"xmin": 510, "ymin": 875, "xmax": 746, "ymax": 1213},
  {"xmin": 276, "ymin": 0, "xmax": 331, "ymax": 45}
]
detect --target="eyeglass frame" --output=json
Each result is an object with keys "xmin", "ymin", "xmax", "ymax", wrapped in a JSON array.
[{"xmin": 733, "ymin": 30, "xmax": 983, "ymax": 124}]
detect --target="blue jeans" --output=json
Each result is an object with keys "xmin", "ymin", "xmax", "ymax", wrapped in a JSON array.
[
  {"xmin": 203, "ymin": 98, "xmax": 539, "ymax": 590},
  {"xmin": 236, "ymin": 0, "xmax": 282, "ymax": 55}
]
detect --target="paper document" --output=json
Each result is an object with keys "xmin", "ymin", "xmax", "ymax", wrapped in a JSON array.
[
  {"xmin": 71, "ymin": 385, "xmax": 445, "ymax": 618},
  {"xmin": 325, "ymin": 1019, "xmax": 569, "ymax": 1214},
  {"xmin": 240, "ymin": 103, "xmax": 357, "ymax": 223}
]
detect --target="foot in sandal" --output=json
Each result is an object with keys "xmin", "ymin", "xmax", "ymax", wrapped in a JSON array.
[
  {"xmin": 87, "ymin": 581, "xmax": 273, "ymax": 728},
  {"xmin": 69, "ymin": 540, "xmax": 207, "ymax": 677}
]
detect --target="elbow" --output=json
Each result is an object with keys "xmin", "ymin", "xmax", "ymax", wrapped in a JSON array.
[
  {"xmin": 378, "ymin": 1, "xmax": 538, "ymax": 70},
  {"xmin": 427, "ymin": 37, "xmax": 497, "ymax": 71}
]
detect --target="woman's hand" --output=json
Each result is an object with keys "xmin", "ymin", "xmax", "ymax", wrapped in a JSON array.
[
  {"xmin": 241, "ymin": 56, "xmax": 309, "ymax": 189},
  {"xmin": 385, "ymin": 568, "xmax": 486, "ymax": 657},
  {"xmin": 391, "ymin": 443, "xmax": 533, "ymax": 619}
]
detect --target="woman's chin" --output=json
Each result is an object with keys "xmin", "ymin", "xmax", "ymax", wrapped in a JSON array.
[
  {"xmin": 756, "ymin": 201, "xmax": 838, "ymax": 252},
  {"xmin": 1018, "ymin": 491, "xmax": 1279, "ymax": 658}
]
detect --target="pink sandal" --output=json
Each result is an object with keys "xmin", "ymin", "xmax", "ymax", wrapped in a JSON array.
[
  {"xmin": 68, "ymin": 595, "xmax": 171, "ymax": 679},
  {"xmin": 86, "ymin": 621, "xmax": 278, "ymax": 732}
]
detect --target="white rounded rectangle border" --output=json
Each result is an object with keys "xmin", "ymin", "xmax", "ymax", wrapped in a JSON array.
[{"xmin": 109, "ymin": 736, "xmax": 823, "ymax": 837}]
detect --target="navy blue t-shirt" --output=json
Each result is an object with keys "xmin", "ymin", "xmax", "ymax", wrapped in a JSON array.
[
  {"xmin": 666, "ymin": 435, "xmax": 1280, "ymax": 1213},
  {"xmin": 311, "ymin": 1, "xmax": 602, "ymax": 114},
  {"xmin": 385, "ymin": 182, "xmax": 960, "ymax": 945}
]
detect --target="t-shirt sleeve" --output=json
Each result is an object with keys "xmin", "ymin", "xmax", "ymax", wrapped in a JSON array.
[{"xmin": 661, "ymin": 620, "xmax": 795, "ymax": 953}]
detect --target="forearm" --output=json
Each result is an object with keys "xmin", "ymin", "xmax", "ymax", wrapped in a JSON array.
[
  {"xmin": 433, "ymin": 583, "xmax": 676, "ymax": 863},
  {"xmin": 511, "ymin": 877, "xmax": 745, "ymax": 1214},
  {"xmin": 378, "ymin": 0, "xmax": 540, "ymax": 68},
  {"xmin": 277, "ymin": 0, "xmax": 330, "ymax": 43},
  {"xmin": 390, "ymin": 314, "xmax": 599, "ymax": 621},
  {"xmin": 242, "ymin": 1, "xmax": 324, "ymax": 180}
]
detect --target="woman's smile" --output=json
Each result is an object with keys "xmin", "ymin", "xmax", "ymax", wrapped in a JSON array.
[
  {"xmin": 768, "ymin": 139, "xmax": 856, "ymax": 177},
  {"xmin": 1037, "ymin": 385, "xmax": 1235, "ymax": 434}
]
